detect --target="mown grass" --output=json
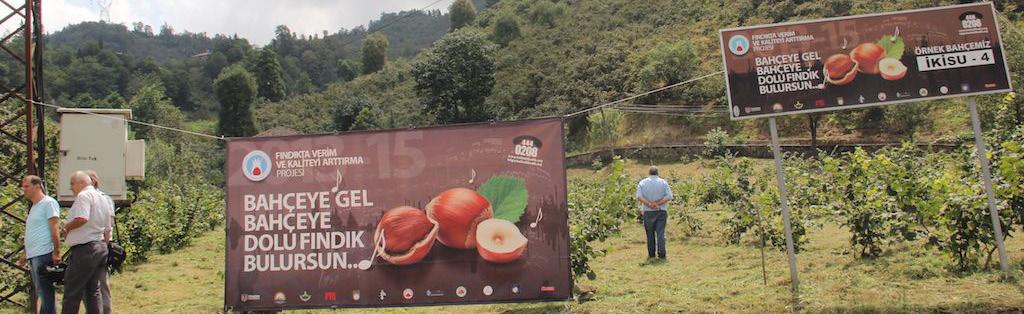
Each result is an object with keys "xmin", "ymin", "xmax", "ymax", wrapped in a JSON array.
[
  {"xmin": 3, "ymin": 160, "xmax": 1023, "ymax": 313},
  {"xmin": 5, "ymin": 211, "xmax": 1021, "ymax": 314}
]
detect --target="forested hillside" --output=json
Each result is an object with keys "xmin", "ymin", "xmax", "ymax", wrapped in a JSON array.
[
  {"xmin": 255, "ymin": 0, "xmax": 1023, "ymax": 152},
  {"xmin": 24, "ymin": 0, "xmax": 491, "ymax": 119}
]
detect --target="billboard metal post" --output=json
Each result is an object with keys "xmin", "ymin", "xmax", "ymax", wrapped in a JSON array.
[
  {"xmin": 768, "ymin": 117, "xmax": 799, "ymax": 295},
  {"xmin": 966, "ymin": 97, "xmax": 1010, "ymax": 277}
]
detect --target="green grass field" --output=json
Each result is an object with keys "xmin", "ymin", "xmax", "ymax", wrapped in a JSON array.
[
  {"xmin": 3, "ymin": 160, "xmax": 1023, "ymax": 313},
  {"xmin": 5, "ymin": 213, "xmax": 1022, "ymax": 313}
]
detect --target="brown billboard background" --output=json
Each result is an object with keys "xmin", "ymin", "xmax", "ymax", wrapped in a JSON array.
[
  {"xmin": 224, "ymin": 118, "xmax": 571, "ymax": 311},
  {"xmin": 720, "ymin": 3, "xmax": 1012, "ymax": 120}
]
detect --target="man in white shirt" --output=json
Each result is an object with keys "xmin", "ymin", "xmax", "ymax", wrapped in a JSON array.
[
  {"xmin": 61, "ymin": 171, "xmax": 113, "ymax": 314},
  {"xmin": 84, "ymin": 170, "xmax": 114, "ymax": 314}
]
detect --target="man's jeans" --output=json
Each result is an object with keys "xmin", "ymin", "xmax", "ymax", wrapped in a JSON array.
[
  {"xmin": 29, "ymin": 252, "xmax": 57, "ymax": 314},
  {"xmin": 643, "ymin": 210, "xmax": 667, "ymax": 258}
]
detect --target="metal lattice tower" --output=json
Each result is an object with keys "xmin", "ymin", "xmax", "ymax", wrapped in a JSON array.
[
  {"xmin": 0, "ymin": 0, "xmax": 46, "ymax": 308},
  {"xmin": 94, "ymin": 0, "xmax": 111, "ymax": 22}
]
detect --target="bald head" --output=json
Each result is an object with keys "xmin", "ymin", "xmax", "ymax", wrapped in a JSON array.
[
  {"xmin": 70, "ymin": 171, "xmax": 93, "ymax": 195},
  {"xmin": 648, "ymin": 166, "xmax": 659, "ymax": 176}
]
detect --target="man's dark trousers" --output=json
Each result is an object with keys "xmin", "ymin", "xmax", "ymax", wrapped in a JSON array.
[
  {"xmin": 643, "ymin": 210, "xmax": 667, "ymax": 258},
  {"xmin": 62, "ymin": 241, "xmax": 107, "ymax": 314}
]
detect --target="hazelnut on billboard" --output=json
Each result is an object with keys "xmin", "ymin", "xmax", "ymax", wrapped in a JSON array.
[
  {"xmin": 878, "ymin": 57, "xmax": 907, "ymax": 81},
  {"xmin": 426, "ymin": 188, "xmax": 494, "ymax": 250},
  {"xmin": 374, "ymin": 206, "xmax": 439, "ymax": 265},
  {"xmin": 850, "ymin": 43, "xmax": 886, "ymax": 74},
  {"xmin": 824, "ymin": 53, "xmax": 858, "ymax": 85},
  {"xmin": 476, "ymin": 218, "xmax": 528, "ymax": 263}
]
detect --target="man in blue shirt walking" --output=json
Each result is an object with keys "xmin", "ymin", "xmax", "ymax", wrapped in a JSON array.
[
  {"xmin": 636, "ymin": 166, "xmax": 673, "ymax": 260},
  {"xmin": 17, "ymin": 175, "xmax": 61, "ymax": 314}
]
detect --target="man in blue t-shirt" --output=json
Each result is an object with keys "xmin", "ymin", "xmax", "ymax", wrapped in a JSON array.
[
  {"xmin": 636, "ymin": 166, "xmax": 673, "ymax": 260},
  {"xmin": 17, "ymin": 175, "xmax": 61, "ymax": 314}
]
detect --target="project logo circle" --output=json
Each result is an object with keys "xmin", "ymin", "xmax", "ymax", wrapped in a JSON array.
[
  {"xmin": 243, "ymin": 150, "xmax": 272, "ymax": 182},
  {"xmin": 728, "ymin": 34, "xmax": 750, "ymax": 56}
]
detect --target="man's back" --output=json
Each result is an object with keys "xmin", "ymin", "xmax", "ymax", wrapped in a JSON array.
[{"xmin": 637, "ymin": 176, "xmax": 672, "ymax": 211}]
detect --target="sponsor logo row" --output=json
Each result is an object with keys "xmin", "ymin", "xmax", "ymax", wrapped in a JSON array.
[
  {"xmin": 735, "ymin": 82, "xmax": 1001, "ymax": 115},
  {"xmin": 241, "ymin": 283, "xmax": 558, "ymax": 304}
]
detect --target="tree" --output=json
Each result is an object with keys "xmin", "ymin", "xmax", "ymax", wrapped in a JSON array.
[
  {"xmin": 492, "ymin": 13, "xmax": 521, "ymax": 47},
  {"xmin": 203, "ymin": 52, "xmax": 229, "ymax": 77},
  {"xmin": 412, "ymin": 30, "xmax": 496, "ymax": 124},
  {"xmin": 632, "ymin": 42, "xmax": 699, "ymax": 103},
  {"xmin": 131, "ymin": 83, "xmax": 185, "ymax": 141},
  {"xmin": 333, "ymin": 95, "xmax": 370, "ymax": 131},
  {"xmin": 271, "ymin": 25, "xmax": 296, "ymax": 57},
  {"xmin": 160, "ymin": 67, "xmax": 194, "ymax": 111},
  {"xmin": 253, "ymin": 49, "xmax": 287, "ymax": 102},
  {"xmin": 158, "ymin": 23, "xmax": 174, "ymax": 37},
  {"xmin": 336, "ymin": 59, "xmax": 361, "ymax": 82},
  {"xmin": 362, "ymin": 33, "xmax": 389, "ymax": 74},
  {"xmin": 449, "ymin": 0, "xmax": 477, "ymax": 31},
  {"xmin": 884, "ymin": 102, "xmax": 934, "ymax": 141},
  {"xmin": 528, "ymin": 1, "xmax": 565, "ymax": 27},
  {"xmin": 214, "ymin": 65, "xmax": 258, "ymax": 137}
]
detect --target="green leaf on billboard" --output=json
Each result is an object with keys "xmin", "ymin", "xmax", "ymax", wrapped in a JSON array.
[
  {"xmin": 477, "ymin": 175, "xmax": 528, "ymax": 223},
  {"xmin": 877, "ymin": 36, "xmax": 905, "ymax": 59}
]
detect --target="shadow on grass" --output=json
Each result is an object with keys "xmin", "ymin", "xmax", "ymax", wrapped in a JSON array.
[
  {"xmin": 637, "ymin": 258, "xmax": 670, "ymax": 267},
  {"xmin": 815, "ymin": 303, "xmax": 1022, "ymax": 314}
]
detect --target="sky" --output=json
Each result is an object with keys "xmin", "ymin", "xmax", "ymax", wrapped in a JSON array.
[{"xmin": 44, "ymin": 0, "xmax": 456, "ymax": 45}]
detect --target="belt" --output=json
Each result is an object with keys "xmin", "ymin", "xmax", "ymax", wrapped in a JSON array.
[{"xmin": 69, "ymin": 240, "xmax": 102, "ymax": 249}]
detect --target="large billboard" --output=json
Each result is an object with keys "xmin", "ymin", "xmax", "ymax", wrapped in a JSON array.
[
  {"xmin": 223, "ymin": 118, "xmax": 571, "ymax": 311},
  {"xmin": 720, "ymin": 2, "xmax": 1013, "ymax": 120}
]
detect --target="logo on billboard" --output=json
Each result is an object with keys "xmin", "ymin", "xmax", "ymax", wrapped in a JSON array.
[
  {"xmin": 728, "ymin": 34, "xmax": 750, "ymax": 56},
  {"xmin": 299, "ymin": 291, "xmax": 312, "ymax": 302},
  {"xmin": 425, "ymin": 289, "xmax": 444, "ymax": 297},
  {"xmin": 324, "ymin": 291, "xmax": 337, "ymax": 301},
  {"xmin": 456, "ymin": 286, "xmax": 467, "ymax": 298},
  {"xmin": 273, "ymin": 292, "xmax": 287, "ymax": 304},
  {"xmin": 243, "ymin": 150, "xmax": 272, "ymax": 182},
  {"xmin": 509, "ymin": 136, "xmax": 545, "ymax": 167},
  {"xmin": 959, "ymin": 11, "xmax": 987, "ymax": 35},
  {"xmin": 482, "ymin": 285, "xmax": 493, "ymax": 296},
  {"xmin": 240, "ymin": 294, "xmax": 261, "ymax": 302},
  {"xmin": 403, "ymin": 288, "xmax": 414, "ymax": 300}
]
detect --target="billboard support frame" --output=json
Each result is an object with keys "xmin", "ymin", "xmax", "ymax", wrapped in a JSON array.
[
  {"xmin": 721, "ymin": 4, "xmax": 1017, "ymax": 297},
  {"xmin": 967, "ymin": 96, "xmax": 1010, "ymax": 277},
  {"xmin": 768, "ymin": 118, "xmax": 800, "ymax": 296}
]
